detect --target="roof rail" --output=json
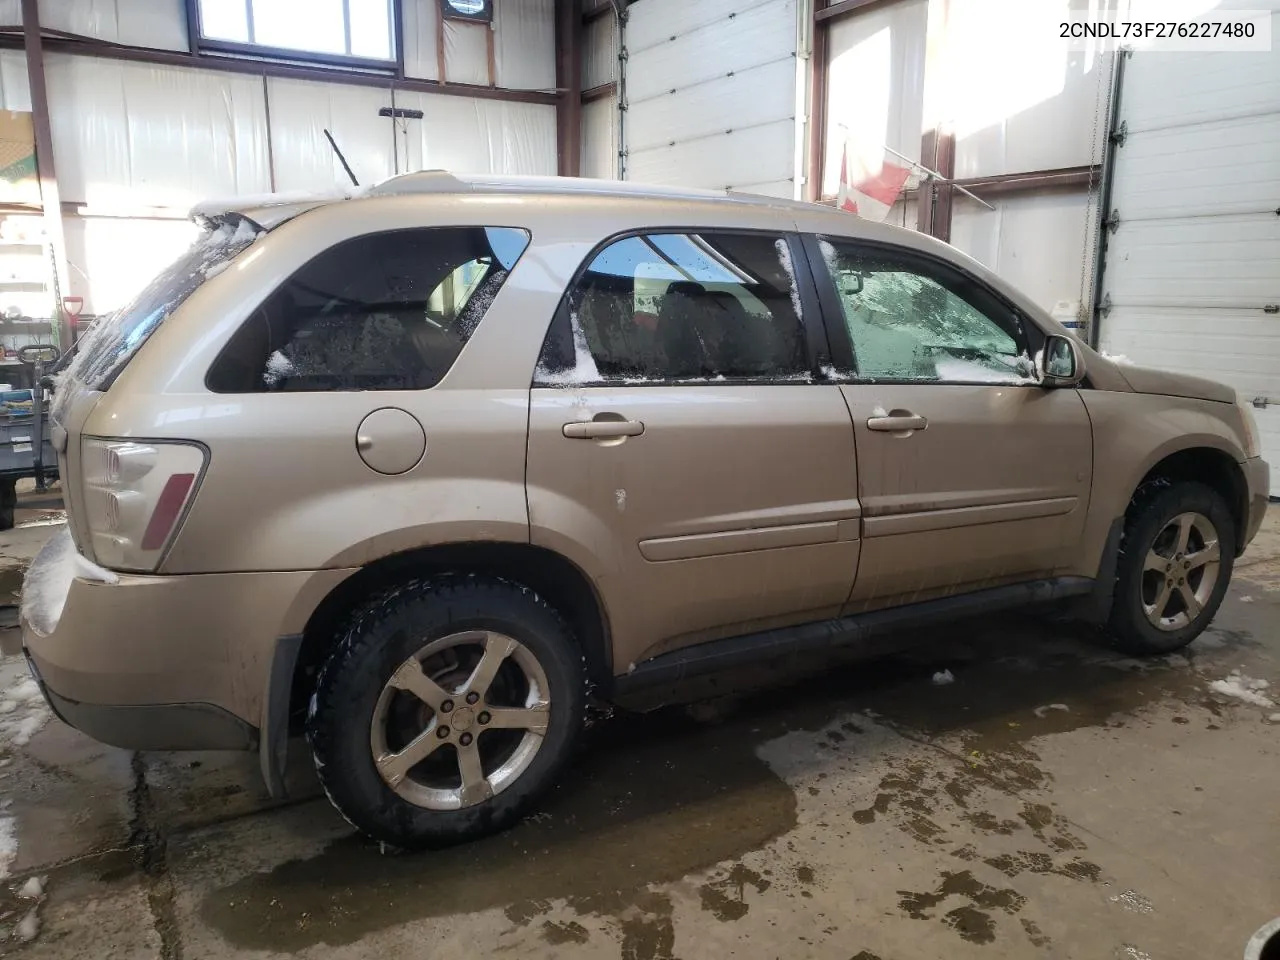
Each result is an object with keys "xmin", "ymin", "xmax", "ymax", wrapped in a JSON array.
[{"xmin": 364, "ymin": 171, "xmax": 823, "ymax": 210}]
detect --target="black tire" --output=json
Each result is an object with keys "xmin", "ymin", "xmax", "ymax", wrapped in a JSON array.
[
  {"xmin": 0, "ymin": 479, "xmax": 15, "ymax": 531},
  {"xmin": 306, "ymin": 575, "xmax": 585, "ymax": 848},
  {"xmin": 1105, "ymin": 481, "xmax": 1236, "ymax": 655}
]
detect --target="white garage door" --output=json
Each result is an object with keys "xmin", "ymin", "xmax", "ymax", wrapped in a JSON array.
[
  {"xmin": 1098, "ymin": 7, "xmax": 1280, "ymax": 495},
  {"xmin": 624, "ymin": 0, "xmax": 799, "ymax": 197}
]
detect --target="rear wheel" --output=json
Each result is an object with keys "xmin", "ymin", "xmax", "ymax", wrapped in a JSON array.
[
  {"xmin": 1106, "ymin": 482, "xmax": 1235, "ymax": 655},
  {"xmin": 307, "ymin": 576, "xmax": 585, "ymax": 848}
]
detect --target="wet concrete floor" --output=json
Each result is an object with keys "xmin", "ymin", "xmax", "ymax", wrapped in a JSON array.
[{"xmin": 0, "ymin": 508, "xmax": 1277, "ymax": 959}]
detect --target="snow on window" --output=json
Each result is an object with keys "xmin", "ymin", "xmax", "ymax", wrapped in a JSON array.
[
  {"xmin": 1101, "ymin": 351, "xmax": 1134, "ymax": 366},
  {"xmin": 774, "ymin": 239, "xmax": 803, "ymax": 319},
  {"xmin": 935, "ymin": 356, "xmax": 1037, "ymax": 385},
  {"xmin": 262, "ymin": 350, "xmax": 295, "ymax": 387}
]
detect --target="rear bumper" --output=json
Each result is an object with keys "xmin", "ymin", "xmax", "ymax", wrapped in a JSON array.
[
  {"xmin": 26, "ymin": 651, "xmax": 254, "ymax": 750},
  {"xmin": 1243, "ymin": 457, "xmax": 1270, "ymax": 548},
  {"xmin": 20, "ymin": 528, "xmax": 354, "ymax": 751}
]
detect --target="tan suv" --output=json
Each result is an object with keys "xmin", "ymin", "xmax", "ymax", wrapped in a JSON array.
[{"xmin": 20, "ymin": 173, "xmax": 1269, "ymax": 848}]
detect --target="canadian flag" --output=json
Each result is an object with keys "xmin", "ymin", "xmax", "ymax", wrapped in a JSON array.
[{"xmin": 837, "ymin": 141, "xmax": 912, "ymax": 222}]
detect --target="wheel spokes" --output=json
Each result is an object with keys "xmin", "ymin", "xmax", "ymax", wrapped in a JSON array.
[
  {"xmin": 484, "ymin": 701, "xmax": 550, "ymax": 734},
  {"xmin": 1174, "ymin": 513, "xmax": 1194, "ymax": 555},
  {"xmin": 1178, "ymin": 582, "xmax": 1202, "ymax": 619},
  {"xmin": 1146, "ymin": 581, "xmax": 1173, "ymax": 620},
  {"xmin": 456, "ymin": 741, "xmax": 493, "ymax": 805},
  {"xmin": 1144, "ymin": 548, "xmax": 1168, "ymax": 572},
  {"xmin": 1184, "ymin": 539, "xmax": 1220, "ymax": 570},
  {"xmin": 389, "ymin": 658, "xmax": 453, "ymax": 710},
  {"xmin": 376, "ymin": 727, "xmax": 447, "ymax": 787},
  {"xmin": 466, "ymin": 633, "xmax": 517, "ymax": 698}
]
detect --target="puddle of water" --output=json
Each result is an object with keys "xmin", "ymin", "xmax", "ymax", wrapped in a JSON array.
[
  {"xmin": 199, "ymin": 606, "xmax": 1262, "ymax": 953},
  {"xmin": 201, "ymin": 706, "xmax": 814, "ymax": 952}
]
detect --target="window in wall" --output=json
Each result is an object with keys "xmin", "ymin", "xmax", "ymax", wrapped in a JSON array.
[
  {"xmin": 206, "ymin": 227, "xmax": 529, "ymax": 393},
  {"xmin": 817, "ymin": 239, "xmax": 1034, "ymax": 384},
  {"xmin": 197, "ymin": 0, "xmax": 395, "ymax": 62},
  {"xmin": 535, "ymin": 232, "xmax": 809, "ymax": 384}
]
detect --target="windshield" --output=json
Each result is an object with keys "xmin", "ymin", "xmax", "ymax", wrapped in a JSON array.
[{"xmin": 61, "ymin": 216, "xmax": 262, "ymax": 391}]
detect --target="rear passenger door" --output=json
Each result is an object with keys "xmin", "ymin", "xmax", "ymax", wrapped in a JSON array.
[
  {"xmin": 525, "ymin": 231, "xmax": 861, "ymax": 675},
  {"xmin": 803, "ymin": 235, "xmax": 1094, "ymax": 611}
]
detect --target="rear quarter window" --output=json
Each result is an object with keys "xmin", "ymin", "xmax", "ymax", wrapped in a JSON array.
[{"xmin": 206, "ymin": 226, "xmax": 529, "ymax": 393}]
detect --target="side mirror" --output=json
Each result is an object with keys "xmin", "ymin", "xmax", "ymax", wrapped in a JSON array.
[
  {"xmin": 1037, "ymin": 334, "xmax": 1086, "ymax": 388},
  {"xmin": 839, "ymin": 271, "xmax": 864, "ymax": 296}
]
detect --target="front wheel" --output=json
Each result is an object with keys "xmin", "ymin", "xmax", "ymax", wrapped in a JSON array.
[
  {"xmin": 1106, "ymin": 481, "xmax": 1235, "ymax": 655},
  {"xmin": 307, "ymin": 576, "xmax": 585, "ymax": 848}
]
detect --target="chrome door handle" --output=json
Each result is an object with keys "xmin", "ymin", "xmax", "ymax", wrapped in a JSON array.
[
  {"xmin": 867, "ymin": 413, "xmax": 928, "ymax": 434},
  {"xmin": 562, "ymin": 419, "xmax": 645, "ymax": 439}
]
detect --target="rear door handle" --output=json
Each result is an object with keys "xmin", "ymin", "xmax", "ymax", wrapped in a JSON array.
[
  {"xmin": 562, "ymin": 419, "xmax": 645, "ymax": 439},
  {"xmin": 867, "ymin": 412, "xmax": 928, "ymax": 435}
]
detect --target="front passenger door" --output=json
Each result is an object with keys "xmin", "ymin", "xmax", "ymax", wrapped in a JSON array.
[{"xmin": 806, "ymin": 236, "xmax": 1093, "ymax": 611}]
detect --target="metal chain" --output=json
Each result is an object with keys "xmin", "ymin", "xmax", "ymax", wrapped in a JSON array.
[
  {"xmin": 1078, "ymin": 50, "xmax": 1107, "ymax": 318},
  {"xmin": 1080, "ymin": 49, "xmax": 1119, "ymax": 326}
]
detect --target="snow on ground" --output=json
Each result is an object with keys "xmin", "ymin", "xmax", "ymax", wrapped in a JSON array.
[{"xmin": 1208, "ymin": 671, "xmax": 1274, "ymax": 708}]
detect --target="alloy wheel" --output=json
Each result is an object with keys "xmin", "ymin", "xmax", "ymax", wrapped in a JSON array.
[
  {"xmin": 369, "ymin": 630, "xmax": 551, "ymax": 810},
  {"xmin": 1140, "ymin": 511, "xmax": 1221, "ymax": 632}
]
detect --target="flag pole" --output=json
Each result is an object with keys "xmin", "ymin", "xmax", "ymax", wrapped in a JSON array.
[
  {"xmin": 833, "ymin": 123, "xmax": 997, "ymax": 212},
  {"xmin": 881, "ymin": 143, "xmax": 996, "ymax": 212}
]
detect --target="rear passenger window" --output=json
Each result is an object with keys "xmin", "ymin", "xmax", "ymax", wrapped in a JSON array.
[
  {"xmin": 535, "ymin": 232, "xmax": 809, "ymax": 384},
  {"xmin": 207, "ymin": 226, "xmax": 529, "ymax": 393}
]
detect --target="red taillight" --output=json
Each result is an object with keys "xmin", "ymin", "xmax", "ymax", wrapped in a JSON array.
[{"xmin": 141, "ymin": 473, "xmax": 195, "ymax": 550}]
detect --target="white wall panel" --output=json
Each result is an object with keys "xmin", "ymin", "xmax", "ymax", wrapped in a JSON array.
[
  {"xmin": 628, "ymin": 119, "xmax": 794, "ymax": 192},
  {"xmin": 625, "ymin": 0, "xmax": 796, "ymax": 193},
  {"xmin": 581, "ymin": 94, "xmax": 617, "ymax": 180},
  {"xmin": 404, "ymin": 0, "xmax": 553, "ymax": 89},
  {"xmin": 582, "ymin": 14, "xmax": 615, "ymax": 89},
  {"xmin": 495, "ymin": 0, "xmax": 555, "ymax": 90},
  {"xmin": 39, "ymin": 0, "xmax": 188, "ymax": 51},
  {"xmin": 397, "ymin": 93, "xmax": 556, "ymax": 176},
  {"xmin": 823, "ymin": 0, "xmax": 926, "ymax": 199},
  {"xmin": 626, "ymin": 2, "xmax": 793, "ymax": 103},
  {"xmin": 402, "ymin": 0, "xmax": 441, "ymax": 80},
  {"xmin": 0, "ymin": 50, "xmax": 30, "ymax": 111},
  {"xmin": 628, "ymin": 59, "xmax": 795, "ymax": 153},
  {"xmin": 947, "ymin": 0, "xmax": 1110, "ymax": 178},
  {"xmin": 0, "ymin": 0, "xmax": 19, "ymax": 24},
  {"xmin": 443, "ymin": 20, "xmax": 489, "ymax": 86},
  {"xmin": 46, "ymin": 53, "xmax": 270, "ymax": 208},
  {"xmin": 951, "ymin": 190, "xmax": 1096, "ymax": 313},
  {"xmin": 266, "ymin": 78, "xmax": 395, "ymax": 193}
]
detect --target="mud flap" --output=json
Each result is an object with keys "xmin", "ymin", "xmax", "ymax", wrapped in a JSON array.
[{"xmin": 260, "ymin": 633, "xmax": 303, "ymax": 798}]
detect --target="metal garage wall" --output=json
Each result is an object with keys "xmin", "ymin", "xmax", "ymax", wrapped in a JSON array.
[
  {"xmin": 38, "ymin": 0, "xmax": 189, "ymax": 52},
  {"xmin": 952, "ymin": 190, "xmax": 1097, "ymax": 314},
  {"xmin": 1097, "ymin": 6, "xmax": 1280, "ymax": 492},
  {"xmin": 822, "ymin": 0, "xmax": 926, "ymax": 199},
  {"xmin": 0, "ymin": 50, "xmax": 29, "ymax": 109},
  {"xmin": 582, "ymin": 95, "xmax": 617, "ymax": 179},
  {"xmin": 625, "ymin": 0, "xmax": 799, "ymax": 196}
]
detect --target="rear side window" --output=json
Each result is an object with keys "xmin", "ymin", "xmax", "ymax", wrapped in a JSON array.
[
  {"xmin": 207, "ymin": 226, "xmax": 529, "ymax": 393},
  {"xmin": 535, "ymin": 231, "xmax": 808, "ymax": 384}
]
